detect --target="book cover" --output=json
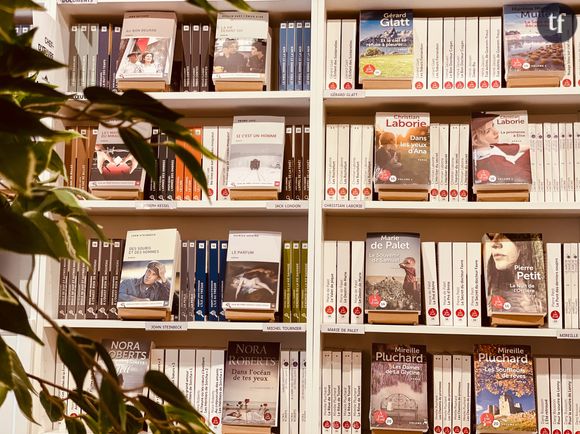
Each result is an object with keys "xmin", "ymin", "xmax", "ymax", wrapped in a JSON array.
[
  {"xmin": 474, "ymin": 344, "xmax": 536, "ymax": 433},
  {"xmin": 351, "ymin": 241, "xmax": 365, "ymax": 324},
  {"xmin": 421, "ymin": 241, "xmax": 439, "ymax": 326},
  {"xmin": 323, "ymin": 240, "xmax": 337, "ymax": 323},
  {"xmin": 350, "ymin": 124, "xmax": 363, "ymax": 200},
  {"xmin": 326, "ymin": 124, "xmax": 338, "ymax": 200},
  {"xmin": 287, "ymin": 22, "xmax": 296, "ymax": 91},
  {"xmin": 223, "ymin": 231, "xmax": 282, "ymax": 311},
  {"xmin": 194, "ymin": 349, "xmax": 211, "ymax": 423},
  {"xmin": 550, "ymin": 358, "xmax": 562, "ymax": 434},
  {"xmin": 337, "ymin": 124, "xmax": 349, "ymax": 200},
  {"xmin": 101, "ymin": 338, "xmax": 151, "ymax": 396},
  {"xmin": 443, "ymin": 17, "xmax": 455, "ymax": 89},
  {"xmin": 322, "ymin": 351, "xmax": 333, "ymax": 433},
  {"xmin": 280, "ymin": 350, "xmax": 290, "ymax": 434},
  {"xmin": 282, "ymin": 241, "xmax": 292, "ymax": 323},
  {"xmin": 365, "ymin": 233, "xmax": 422, "ymax": 313},
  {"xmin": 535, "ymin": 358, "xmax": 551, "ymax": 434},
  {"xmin": 342, "ymin": 351, "xmax": 353, "ymax": 432},
  {"xmin": 370, "ymin": 343, "xmax": 429, "ymax": 431},
  {"xmin": 331, "ymin": 351, "xmax": 342, "ymax": 434},
  {"xmin": 340, "ymin": 19, "xmax": 356, "ymax": 89},
  {"xmin": 289, "ymin": 351, "xmax": 299, "ymax": 434},
  {"xmin": 428, "ymin": 18, "xmax": 443, "ymax": 89},
  {"xmin": 222, "ymin": 341, "xmax": 280, "ymax": 427},
  {"xmin": 413, "ymin": 18, "xmax": 427, "ymax": 89},
  {"xmin": 438, "ymin": 242, "xmax": 453, "ymax": 325},
  {"xmin": 546, "ymin": 243, "xmax": 563, "ymax": 328},
  {"xmin": 194, "ymin": 240, "xmax": 207, "ymax": 321},
  {"xmin": 482, "ymin": 233, "xmax": 547, "ymax": 316},
  {"xmin": 433, "ymin": 355, "xmax": 444, "ymax": 434},
  {"xmin": 479, "ymin": 17, "xmax": 491, "ymax": 88},
  {"xmin": 178, "ymin": 349, "xmax": 195, "ymax": 406},
  {"xmin": 374, "ymin": 113, "xmax": 430, "ymax": 190},
  {"xmin": 467, "ymin": 242, "xmax": 482, "ymax": 327},
  {"xmin": 325, "ymin": 20, "xmax": 341, "ymax": 90},
  {"xmin": 208, "ymin": 350, "xmax": 225, "ymax": 433},
  {"xmin": 359, "ymin": 11, "xmax": 413, "ymax": 83},
  {"xmin": 208, "ymin": 240, "xmax": 220, "ymax": 321}
]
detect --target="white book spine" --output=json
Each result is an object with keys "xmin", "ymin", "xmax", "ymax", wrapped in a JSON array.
[
  {"xmin": 178, "ymin": 349, "xmax": 196, "ymax": 406},
  {"xmin": 208, "ymin": 350, "xmax": 225, "ymax": 434},
  {"xmin": 452, "ymin": 355, "xmax": 463, "ymax": 434},
  {"xmin": 202, "ymin": 126, "xmax": 218, "ymax": 201},
  {"xmin": 562, "ymin": 26, "xmax": 574, "ymax": 87},
  {"xmin": 536, "ymin": 358, "xmax": 552, "ymax": 434},
  {"xmin": 422, "ymin": 242, "xmax": 440, "ymax": 326},
  {"xmin": 575, "ymin": 123, "xmax": 580, "ymax": 201},
  {"xmin": 326, "ymin": 125, "xmax": 338, "ymax": 200},
  {"xmin": 573, "ymin": 359, "xmax": 580, "ymax": 434},
  {"xmin": 530, "ymin": 123, "xmax": 539, "ymax": 202},
  {"xmin": 467, "ymin": 242, "xmax": 482, "ymax": 327},
  {"xmin": 322, "ymin": 351, "xmax": 333, "ymax": 434},
  {"xmin": 573, "ymin": 244, "xmax": 579, "ymax": 329},
  {"xmin": 552, "ymin": 123, "xmax": 561, "ymax": 203},
  {"xmin": 454, "ymin": 18, "xmax": 466, "ymax": 89},
  {"xmin": 361, "ymin": 125, "xmax": 374, "ymax": 200},
  {"xmin": 439, "ymin": 124, "xmax": 450, "ymax": 201},
  {"xmin": 430, "ymin": 123, "xmax": 441, "ymax": 200},
  {"xmin": 478, "ymin": 17, "xmax": 490, "ymax": 89},
  {"xmin": 341, "ymin": 351, "xmax": 352, "ymax": 434},
  {"xmin": 54, "ymin": 357, "xmax": 69, "ymax": 431},
  {"xmin": 551, "ymin": 358, "xmax": 563, "ymax": 434},
  {"xmin": 323, "ymin": 241, "xmax": 337, "ymax": 323},
  {"xmin": 566, "ymin": 123, "xmax": 574, "ymax": 202},
  {"xmin": 337, "ymin": 124, "xmax": 349, "ymax": 200},
  {"xmin": 289, "ymin": 351, "xmax": 300, "ymax": 434},
  {"xmin": 340, "ymin": 20, "xmax": 356, "ymax": 90},
  {"xmin": 563, "ymin": 358, "xmax": 574, "ymax": 434},
  {"xmin": 325, "ymin": 20, "xmax": 341, "ymax": 90},
  {"xmin": 194, "ymin": 349, "xmax": 211, "ymax": 423},
  {"xmin": 465, "ymin": 17, "xmax": 479, "ymax": 89},
  {"xmin": 490, "ymin": 16, "xmax": 502, "ymax": 89},
  {"xmin": 433, "ymin": 355, "xmax": 444, "ymax": 434},
  {"xmin": 217, "ymin": 126, "xmax": 231, "ymax": 200},
  {"xmin": 547, "ymin": 243, "xmax": 563, "ymax": 328},
  {"xmin": 350, "ymin": 241, "xmax": 364, "ymax": 324},
  {"xmin": 438, "ymin": 242, "xmax": 454, "ymax": 325},
  {"xmin": 349, "ymin": 125, "xmax": 363, "ymax": 201},
  {"xmin": 544, "ymin": 123, "xmax": 554, "ymax": 202},
  {"xmin": 442, "ymin": 355, "xmax": 453, "ymax": 434},
  {"xmin": 575, "ymin": 15, "xmax": 580, "ymax": 87},
  {"xmin": 336, "ymin": 241, "xmax": 350, "ymax": 324},
  {"xmin": 332, "ymin": 351, "xmax": 342, "ymax": 434},
  {"xmin": 351, "ymin": 352, "xmax": 362, "ymax": 434},
  {"xmin": 461, "ymin": 355, "xmax": 472, "ymax": 434},
  {"xmin": 452, "ymin": 242, "xmax": 467, "ymax": 326},
  {"xmin": 459, "ymin": 124, "xmax": 469, "ymax": 201},
  {"xmin": 536, "ymin": 124, "xmax": 546, "ymax": 202},
  {"xmin": 67, "ymin": 371, "xmax": 81, "ymax": 417},
  {"xmin": 299, "ymin": 351, "xmax": 307, "ymax": 434},
  {"xmin": 150, "ymin": 348, "xmax": 165, "ymax": 404},
  {"xmin": 428, "ymin": 18, "xmax": 443, "ymax": 90},
  {"xmin": 448, "ymin": 124, "xmax": 460, "ymax": 201},
  {"xmin": 280, "ymin": 350, "xmax": 290, "ymax": 434},
  {"xmin": 413, "ymin": 18, "xmax": 428, "ymax": 90},
  {"xmin": 443, "ymin": 17, "xmax": 455, "ymax": 89},
  {"xmin": 165, "ymin": 348, "xmax": 179, "ymax": 386},
  {"xmin": 564, "ymin": 244, "xmax": 578, "ymax": 329},
  {"xmin": 559, "ymin": 123, "xmax": 567, "ymax": 203}
]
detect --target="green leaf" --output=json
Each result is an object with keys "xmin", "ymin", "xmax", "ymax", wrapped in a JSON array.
[
  {"xmin": 0, "ymin": 0, "xmax": 43, "ymax": 13},
  {"xmin": 0, "ymin": 208, "xmax": 58, "ymax": 258},
  {"xmin": 120, "ymin": 90, "xmax": 181, "ymax": 122},
  {"xmin": 47, "ymin": 150, "xmax": 66, "ymax": 178},
  {"xmin": 0, "ymin": 337, "xmax": 14, "ymax": 388},
  {"xmin": 0, "ymin": 384, "xmax": 8, "ymax": 407},
  {"xmin": 69, "ymin": 389, "xmax": 98, "ymax": 420},
  {"xmin": 224, "ymin": 0, "xmax": 254, "ymax": 11},
  {"xmin": 13, "ymin": 382, "xmax": 35, "ymax": 423},
  {"xmin": 0, "ymin": 277, "xmax": 18, "ymax": 304},
  {"xmin": 168, "ymin": 142, "xmax": 208, "ymax": 197},
  {"xmin": 80, "ymin": 414, "xmax": 99, "ymax": 434},
  {"xmin": 7, "ymin": 347, "xmax": 34, "ymax": 390},
  {"xmin": 0, "ymin": 76, "xmax": 67, "ymax": 98},
  {"xmin": 164, "ymin": 405, "xmax": 212, "ymax": 433},
  {"xmin": 126, "ymin": 405, "xmax": 145, "ymax": 434},
  {"xmin": 52, "ymin": 189, "xmax": 83, "ymax": 211},
  {"xmin": 0, "ymin": 36, "xmax": 65, "ymax": 75},
  {"xmin": 39, "ymin": 390, "xmax": 65, "ymax": 422},
  {"xmin": 25, "ymin": 212, "xmax": 75, "ymax": 258},
  {"xmin": 0, "ymin": 133, "xmax": 35, "ymax": 194},
  {"xmin": 67, "ymin": 214, "xmax": 106, "ymax": 241},
  {"xmin": 137, "ymin": 395, "xmax": 166, "ymax": 422},
  {"xmin": 118, "ymin": 127, "xmax": 157, "ymax": 179},
  {"xmin": 92, "ymin": 341, "xmax": 118, "ymax": 378},
  {"xmin": 144, "ymin": 371, "xmax": 194, "ymax": 411},
  {"xmin": 65, "ymin": 418, "xmax": 87, "ymax": 434},
  {"xmin": 56, "ymin": 333, "xmax": 97, "ymax": 390},
  {"xmin": 65, "ymin": 220, "xmax": 89, "ymax": 264},
  {"xmin": 0, "ymin": 290, "xmax": 42, "ymax": 344},
  {"xmin": 0, "ymin": 99, "xmax": 57, "ymax": 137},
  {"xmin": 98, "ymin": 375, "xmax": 123, "ymax": 433}
]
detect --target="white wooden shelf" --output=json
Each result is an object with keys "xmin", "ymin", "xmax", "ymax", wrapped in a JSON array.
[
  {"xmin": 325, "ymin": 0, "xmax": 558, "ymax": 12},
  {"xmin": 79, "ymin": 199, "xmax": 308, "ymax": 215}
]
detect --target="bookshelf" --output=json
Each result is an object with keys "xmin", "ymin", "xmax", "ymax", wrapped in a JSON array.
[{"xmin": 21, "ymin": 0, "xmax": 580, "ymax": 433}]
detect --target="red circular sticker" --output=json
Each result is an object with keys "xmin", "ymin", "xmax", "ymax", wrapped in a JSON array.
[
  {"xmin": 492, "ymin": 80, "xmax": 500, "ymax": 88},
  {"xmin": 211, "ymin": 417, "xmax": 220, "ymax": 425},
  {"xmin": 344, "ymin": 82, "xmax": 353, "ymax": 90},
  {"xmin": 444, "ymin": 81, "xmax": 453, "ymax": 89},
  {"xmin": 480, "ymin": 80, "xmax": 489, "ymax": 88},
  {"xmin": 343, "ymin": 421, "xmax": 351, "ymax": 429},
  {"xmin": 480, "ymin": 412, "xmax": 494, "ymax": 427},
  {"xmin": 468, "ymin": 81, "xmax": 476, "ymax": 89},
  {"xmin": 363, "ymin": 64, "xmax": 376, "ymax": 75},
  {"xmin": 208, "ymin": 188, "xmax": 214, "ymax": 196},
  {"xmin": 353, "ymin": 421, "xmax": 361, "ymax": 430},
  {"xmin": 442, "ymin": 308, "xmax": 451, "ymax": 318},
  {"xmin": 323, "ymin": 421, "xmax": 331, "ymax": 429},
  {"xmin": 454, "ymin": 426, "xmax": 461, "ymax": 433},
  {"xmin": 428, "ymin": 308, "xmax": 437, "ymax": 317},
  {"xmin": 551, "ymin": 310, "xmax": 561, "ymax": 319},
  {"xmin": 327, "ymin": 187, "xmax": 336, "ymax": 196},
  {"xmin": 221, "ymin": 188, "xmax": 229, "ymax": 197},
  {"xmin": 450, "ymin": 190, "xmax": 458, "ymax": 198},
  {"xmin": 264, "ymin": 413, "xmax": 272, "ymax": 421},
  {"xmin": 477, "ymin": 169, "xmax": 491, "ymax": 182},
  {"xmin": 440, "ymin": 190, "xmax": 448, "ymax": 198},
  {"xmin": 460, "ymin": 190, "xmax": 468, "ymax": 198},
  {"xmin": 329, "ymin": 82, "xmax": 337, "ymax": 90},
  {"xmin": 368, "ymin": 294, "xmax": 381, "ymax": 308},
  {"xmin": 555, "ymin": 430, "xmax": 562, "ymax": 434},
  {"xmin": 492, "ymin": 295, "xmax": 506, "ymax": 310},
  {"xmin": 338, "ymin": 306, "xmax": 347, "ymax": 315},
  {"xmin": 378, "ymin": 169, "xmax": 391, "ymax": 182},
  {"xmin": 363, "ymin": 187, "xmax": 371, "ymax": 196},
  {"xmin": 430, "ymin": 188, "xmax": 439, "ymax": 197},
  {"xmin": 456, "ymin": 81, "xmax": 465, "ymax": 89},
  {"xmin": 373, "ymin": 410, "xmax": 388, "ymax": 425},
  {"xmin": 563, "ymin": 79, "xmax": 572, "ymax": 87},
  {"xmin": 541, "ymin": 429, "xmax": 550, "ymax": 434},
  {"xmin": 339, "ymin": 187, "xmax": 347, "ymax": 196},
  {"xmin": 565, "ymin": 430, "xmax": 572, "ymax": 434},
  {"xmin": 431, "ymin": 82, "xmax": 440, "ymax": 89},
  {"xmin": 415, "ymin": 82, "xmax": 424, "ymax": 90},
  {"xmin": 510, "ymin": 57, "xmax": 525, "ymax": 69},
  {"xmin": 456, "ymin": 309, "xmax": 465, "ymax": 318},
  {"xmin": 351, "ymin": 188, "xmax": 360, "ymax": 197},
  {"xmin": 470, "ymin": 309, "xmax": 479, "ymax": 318},
  {"xmin": 463, "ymin": 428, "xmax": 470, "ymax": 434},
  {"xmin": 333, "ymin": 421, "xmax": 341, "ymax": 429},
  {"xmin": 353, "ymin": 306, "xmax": 362, "ymax": 316},
  {"xmin": 444, "ymin": 427, "xmax": 451, "ymax": 434},
  {"xmin": 435, "ymin": 426, "xmax": 442, "ymax": 433},
  {"xmin": 325, "ymin": 306, "xmax": 334, "ymax": 314}
]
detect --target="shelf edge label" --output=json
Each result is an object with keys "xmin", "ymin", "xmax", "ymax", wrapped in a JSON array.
[
  {"xmin": 321, "ymin": 324, "xmax": 364, "ymax": 334},
  {"xmin": 324, "ymin": 90, "xmax": 365, "ymax": 98},
  {"xmin": 262, "ymin": 323, "xmax": 306, "ymax": 332},
  {"xmin": 145, "ymin": 322, "xmax": 188, "ymax": 331},
  {"xmin": 57, "ymin": 0, "xmax": 97, "ymax": 4},
  {"xmin": 322, "ymin": 201, "xmax": 365, "ymax": 209},
  {"xmin": 266, "ymin": 201, "xmax": 308, "ymax": 210},
  {"xmin": 557, "ymin": 329, "xmax": 580, "ymax": 339},
  {"xmin": 136, "ymin": 202, "xmax": 177, "ymax": 210}
]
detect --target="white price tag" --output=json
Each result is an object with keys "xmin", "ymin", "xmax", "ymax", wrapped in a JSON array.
[
  {"xmin": 57, "ymin": 0, "xmax": 97, "ymax": 4},
  {"xmin": 324, "ymin": 90, "xmax": 366, "ymax": 98},
  {"xmin": 145, "ymin": 322, "xmax": 188, "ymax": 331},
  {"xmin": 557, "ymin": 329, "xmax": 580, "ymax": 339},
  {"xmin": 136, "ymin": 201, "xmax": 177, "ymax": 210},
  {"xmin": 321, "ymin": 324, "xmax": 365, "ymax": 334},
  {"xmin": 322, "ymin": 201, "xmax": 365, "ymax": 209},
  {"xmin": 266, "ymin": 201, "xmax": 308, "ymax": 210},
  {"xmin": 262, "ymin": 323, "xmax": 307, "ymax": 332}
]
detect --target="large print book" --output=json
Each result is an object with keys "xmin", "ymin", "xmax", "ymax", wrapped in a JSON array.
[
  {"xmin": 117, "ymin": 228, "xmax": 181, "ymax": 310},
  {"xmin": 359, "ymin": 10, "xmax": 414, "ymax": 86},
  {"xmin": 101, "ymin": 338, "xmax": 151, "ymax": 396},
  {"xmin": 115, "ymin": 11, "xmax": 177, "ymax": 84},
  {"xmin": 474, "ymin": 344, "xmax": 537, "ymax": 434},
  {"xmin": 503, "ymin": 5, "xmax": 565, "ymax": 86},
  {"xmin": 374, "ymin": 112, "xmax": 430, "ymax": 192},
  {"xmin": 365, "ymin": 233, "xmax": 422, "ymax": 314},
  {"xmin": 212, "ymin": 12, "xmax": 269, "ymax": 84},
  {"xmin": 471, "ymin": 111, "xmax": 532, "ymax": 193},
  {"xmin": 88, "ymin": 122, "xmax": 151, "ymax": 194},
  {"xmin": 482, "ymin": 233, "xmax": 547, "ymax": 321},
  {"xmin": 222, "ymin": 231, "xmax": 282, "ymax": 312},
  {"xmin": 227, "ymin": 116, "xmax": 286, "ymax": 191},
  {"xmin": 370, "ymin": 343, "xmax": 429, "ymax": 432},
  {"xmin": 222, "ymin": 341, "xmax": 280, "ymax": 427}
]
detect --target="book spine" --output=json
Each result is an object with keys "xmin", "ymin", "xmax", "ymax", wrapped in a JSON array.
[
  {"xmin": 465, "ymin": 17, "xmax": 478, "ymax": 89},
  {"xmin": 337, "ymin": 124, "xmax": 349, "ymax": 200},
  {"xmin": 194, "ymin": 349, "xmax": 211, "ymax": 423},
  {"xmin": 54, "ymin": 356, "xmax": 69, "ymax": 431},
  {"xmin": 296, "ymin": 21, "xmax": 304, "ymax": 90},
  {"xmin": 449, "ymin": 124, "xmax": 460, "ymax": 201},
  {"xmin": 149, "ymin": 349, "xmax": 165, "ymax": 404},
  {"xmin": 180, "ymin": 241, "xmax": 189, "ymax": 321},
  {"xmin": 280, "ymin": 350, "xmax": 290, "ymax": 434},
  {"xmin": 323, "ymin": 240, "xmax": 337, "ymax": 323},
  {"xmin": 300, "ymin": 241, "xmax": 308, "ymax": 323},
  {"xmin": 433, "ymin": 355, "xmax": 444, "ymax": 434},
  {"xmin": 157, "ymin": 143, "xmax": 168, "ymax": 200},
  {"xmin": 349, "ymin": 125, "xmax": 362, "ymax": 200},
  {"xmin": 165, "ymin": 349, "xmax": 179, "ymax": 387},
  {"xmin": 564, "ymin": 244, "xmax": 577, "ymax": 328},
  {"xmin": 289, "ymin": 350, "xmax": 300, "ymax": 434},
  {"xmin": 452, "ymin": 242, "xmax": 467, "ymax": 326},
  {"xmin": 490, "ymin": 16, "xmax": 502, "ymax": 88},
  {"xmin": 442, "ymin": 355, "xmax": 452, "ymax": 434},
  {"xmin": 283, "ymin": 126, "xmax": 295, "ymax": 199},
  {"xmin": 325, "ymin": 124, "xmax": 338, "ymax": 200},
  {"xmin": 325, "ymin": 20, "xmax": 341, "ymax": 90},
  {"xmin": 66, "ymin": 258, "xmax": 78, "ymax": 319},
  {"xmin": 182, "ymin": 24, "xmax": 191, "ymax": 92},
  {"xmin": 350, "ymin": 241, "xmax": 364, "ymax": 324},
  {"xmin": 294, "ymin": 126, "xmax": 304, "ymax": 200},
  {"xmin": 551, "ymin": 123, "xmax": 561, "ymax": 202},
  {"xmin": 430, "ymin": 124, "xmax": 440, "ymax": 200},
  {"xmin": 536, "ymin": 124, "xmax": 546, "ymax": 202},
  {"xmin": 217, "ymin": 126, "xmax": 231, "ymax": 201},
  {"xmin": 413, "ymin": 18, "xmax": 427, "ymax": 90},
  {"xmin": 560, "ymin": 123, "xmax": 567, "ymax": 202},
  {"xmin": 178, "ymin": 349, "xmax": 196, "ymax": 406},
  {"xmin": 336, "ymin": 241, "xmax": 350, "ymax": 324},
  {"xmin": 187, "ymin": 241, "xmax": 196, "ymax": 321},
  {"xmin": 351, "ymin": 352, "xmax": 362, "ymax": 434},
  {"xmin": 218, "ymin": 240, "xmax": 227, "ymax": 321},
  {"xmin": 195, "ymin": 240, "xmax": 207, "ymax": 321},
  {"xmin": 58, "ymin": 259, "xmax": 69, "ymax": 319},
  {"xmin": 361, "ymin": 125, "xmax": 374, "ymax": 200},
  {"xmin": 331, "ymin": 351, "xmax": 342, "ymax": 434},
  {"xmin": 299, "ymin": 351, "xmax": 307, "ymax": 433},
  {"xmin": 340, "ymin": 19, "xmax": 356, "ymax": 90},
  {"xmin": 575, "ymin": 15, "xmax": 580, "ymax": 87},
  {"xmin": 200, "ymin": 25, "xmax": 210, "ymax": 92},
  {"xmin": 303, "ymin": 125, "xmax": 310, "ymax": 200},
  {"xmin": 68, "ymin": 25, "xmax": 78, "ymax": 93},
  {"xmin": 97, "ymin": 240, "xmax": 110, "ymax": 319},
  {"xmin": 341, "ymin": 351, "xmax": 352, "ymax": 434},
  {"xmin": 458, "ymin": 124, "xmax": 469, "ymax": 201},
  {"xmin": 283, "ymin": 241, "xmax": 292, "ymax": 323},
  {"xmin": 551, "ymin": 358, "xmax": 563, "ymax": 434},
  {"xmin": 304, "ymin": 21, "xmax": 311, "ymax": 91},
  {"xmin": 438, "ymin": 242, "xmax": 453, "ymax": 326},
  {"xmin": 574, "ymin": 123, "xmax": 580, "ymax": 202},
  {"xmin": 78, "ymin": 24, "xmax": 88, "ymax": 90},
  {"xmin": 547, "ymin": 243, "xmax": 563, "ymax": 328},
  {"xmin": 544, "ymin": 123, "xmax": 554, "ymax": 203},
  {"xmin": 175, "ymin": 142, "xmax": 185, "ymax": 200},
  {"xmin": 562, "ymin": 25, "xmax": 574, "ymax": 87},
  {"xmin": 439, "ymin": 124, "xmax": 450, "ymax": 201},
  {"xmin": 454, "ymin": 18, "xmax": 466, "ymax": 89},
  {"xmin": 322, "ymin": 351, "xmax": 333, "ymax": 434},
  {"xmin": 191, "ymin": 24, "xmax": 200, "ymax": 92},
  {"xmin": 467, "ymin": 242, "xmax": 482, "ymax": 327},
  {"xmin": 109, "ymin": 26, "xmax": 121, "ymax": 91},
  {"xmin": 478, "ymin": 17, "xmax": 490, "ymax": 88},
  {"xmin": 443, "ymin": 17, "xmax": 455, "ymax": 89},
  {"xmin": 96, "ymin": 24, "xmax": 109, "ymax": 88},
  {"xmin": 572, "ymin": 244, "xmax": 579, "ymax": 329},
  {"xmin": 563, "ymin": 358, "xmax": 574, "ymax": 434},
  {"xmin": 86, "ymin": 240, "xmax": 100, "ymax": 319},
  {"xmin": 202, "ymin": 126, "xmax": 218, "ymax": 201},
  {"xmin": 461, "ymin": 355, "xmax": 472, "ymax": 434},
  {"xmin": 279, "ymin": 22, "xmax": 287, "ymax": 90},
  {"xmin": 573, "ymin": 359, "xmax": 580, "ymax": 434},
  {"xmin": 208, "ymin": 350, "xmax": 224, "ymax": 434},
  {"xmin": 422, "ymin": 242, "xmax": 440, "ymax": 326},
  {"xmin": 88, "ymin": 24, "xmax": 98, "ymax": 87},
  {"xmin": 566, "ymin": 123, "xmax": 574, "ymax": 202},
  {"xmin": 107, "ymin": 239, "xmax": 122, "ymax": 320},
  {"xmin": 292, "ymin": 241, "xmax": 302, "ymax": 323},
  {"xmin": 166, "ymin": 134, "xmax": 176, "ymax": 199},
  {"xmin": 428, "ymin": 18, "xmax": 443, "ymax": 89},
  {"xmin": 537, "ymin": 358, "xmax": 553, "ymax": 434},
  {"xmin": 191, "ymin": 128, "xmax": 203, "ymax": 200},
  {"xmin": 452, "ymin": 355, "xmax": 462, "ymax": 434},
  {"xmin": 207, "ymin": 240, "xmax": 219, "ymax": 321},
  {"xmin": 287, "ymin": 22, "xmax": 296, "ymax": 91}
]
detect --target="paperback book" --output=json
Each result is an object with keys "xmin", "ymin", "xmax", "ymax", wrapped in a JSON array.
[
  {"xmin": 370, "ymin": 343, "xmax": 429, "ymax": 431},
  {"xmin": 365, "ymin": 233, "xmax": 422, "ymax": 313},
  {"xmin": 222, "ymin": 341, "xmax": 280, "ymax": 427},
  {"xmin": 101, "ymin": 338, "xmax": 151, "ymax": 395}
]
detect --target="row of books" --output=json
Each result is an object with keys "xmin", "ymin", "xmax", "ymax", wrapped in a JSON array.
[
  {"xmin": 179, "ymin": 22, "xmax": 212, "ymax": 92},
  {"xmin": 320, "ymin": 350, "xmax": 363, "ymax": 434},
  {"xmin": 282, "ymin": 241, "xmax": 308, "ymax": 323},
  {"xmin": 278, "ymin": 21, "xmax": 312, "ymax": 91}
]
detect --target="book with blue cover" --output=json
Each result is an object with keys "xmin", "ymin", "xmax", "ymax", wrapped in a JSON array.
[{"xmin": 194, "ymin": 240, "xmax": 207, "ymax": 321}]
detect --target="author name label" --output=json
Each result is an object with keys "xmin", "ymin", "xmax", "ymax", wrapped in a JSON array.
[
  {"xmin": 57, "ymin": 0, "xmax": 97, "ymax": 3},
  {"xmin": 322, "ymin": 201, "xmax": 365, "ymax": 209},
  {"xmin": 557, "ymin": 330, "xmax": 580, "ymax": 339},
  {"xmin": 145, "ymin": 322, "xmax": 188, "ymax": 331},
  {"xmin": 136, "ymin": 202, "xmax": 177, "ymax": 210},
  {"xmin": 324, "ymin": 90, "xmax": 366, "ymax": 98},
  {"xmin": 321, "ymin": 324, "xmax": 365, "ymax": 334},
  {"xmin": 262, "ymin": 324, "xmax": 307, "ymax": 332},
  {"xmin": 266, "ymin": 201, "xmax": 308, "ymax": 210}
]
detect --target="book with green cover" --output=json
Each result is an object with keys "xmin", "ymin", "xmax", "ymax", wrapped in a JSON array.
[
  {"xmin": 300, "ymin": 242, "xmax": 308, "ymax": 323},
  {"xmin": 292, "ymin": 241, "xmax": 301, "ymax": 323},
  {"xmin": 283, "ymin": 241, "xmax": 292, "ymax": 323}
]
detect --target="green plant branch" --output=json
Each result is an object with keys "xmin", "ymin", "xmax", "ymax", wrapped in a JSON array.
[{"xmin": 26, "ymin": 255, "xmax": 35, "ymax": 299}]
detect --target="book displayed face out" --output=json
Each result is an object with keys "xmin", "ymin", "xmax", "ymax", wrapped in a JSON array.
[{"xmin": 101, "ymin": 338, "xmax": 151, "ymax": 396}]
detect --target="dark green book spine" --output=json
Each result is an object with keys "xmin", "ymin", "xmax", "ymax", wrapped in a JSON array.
[
  {"xmin": 292, "ymin": 241, "xmax": 301, "ymax": 323},
  {"xmin": 283, "ymin": 241, "xmax": 292, "ymax": 323},
  {"xmin": 300, "ymin": 241, "xmax": 308, "ymax": 323}
]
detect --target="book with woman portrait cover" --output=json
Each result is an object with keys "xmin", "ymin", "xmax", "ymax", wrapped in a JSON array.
[
  {"xmin": 473, "ymin": 344, "xmax": 537, "ymax": 434},
  {"xmin": 374, "ymin": 112, "xmax": 430, "ymax": 191},
  {"xmin": 471, "ymin": 111, "xmax": 532, "ymax": 192},
  {"xmin": 115, "ymin": 11, "xmax": 177, "ymax": 84},
  {"xmin": 370, "ymin": 343, "xmax": 428, "ymax": 431},
  {"xmin": 365, "ymin": 232, "xmax": 422, "ymax": 313},
  {"xmin": 222, "ymin": 341, "xmax": 280, "ymax": 427},
  {"xmin": 117, "ymin": 228, "xmax": 181, "ymax": 310},
  {"xmin": 223, "ymin": 231, "xmax": 282, "ymax": 311},
  {"xmin": 101, "ymin": 338, "xmax": 152, "ymax": 396},
  {"xmin": 482, "ymin": 233, "xmax": 547, "ymax": 317}
]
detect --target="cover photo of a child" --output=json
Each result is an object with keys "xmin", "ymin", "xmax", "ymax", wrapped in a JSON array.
[
  {"xmin": 213, "ymin": 38, "xmax": 267, "ymax": 74},
  {"xmin": 116, "ymin": 37, "xmax": 170, "ymax": 79}
]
